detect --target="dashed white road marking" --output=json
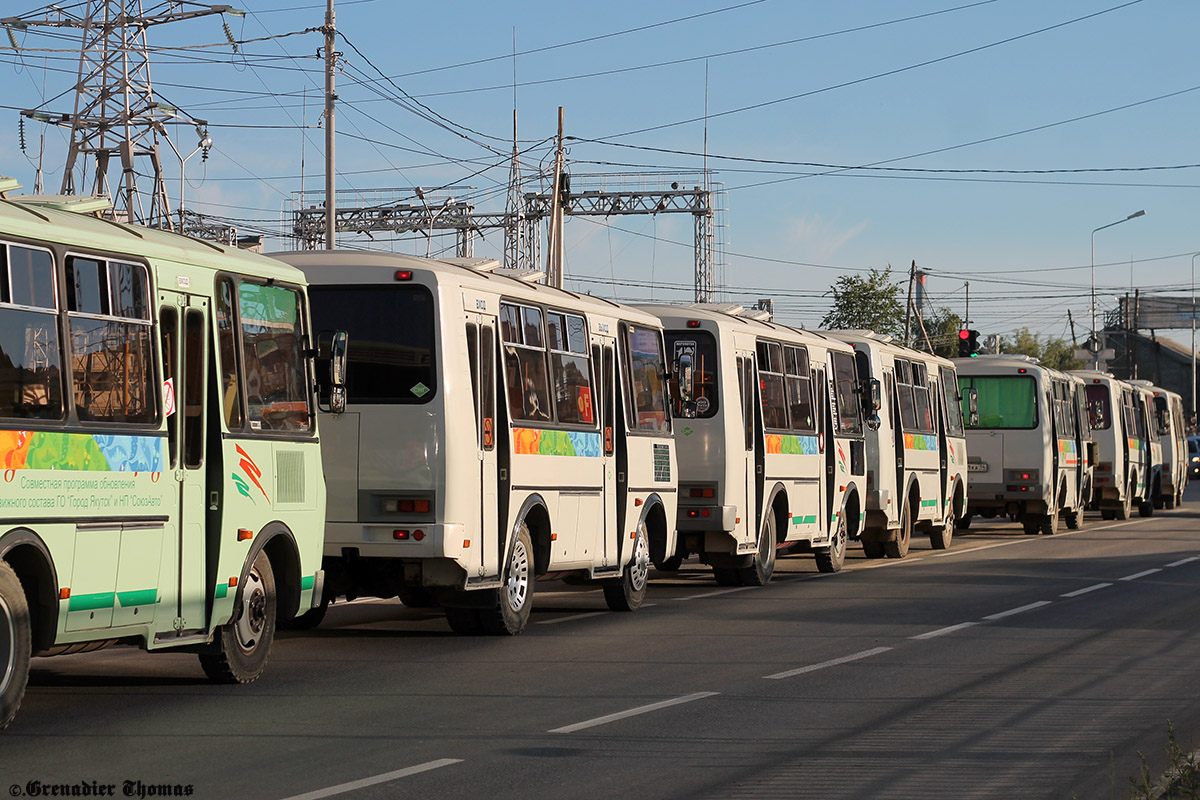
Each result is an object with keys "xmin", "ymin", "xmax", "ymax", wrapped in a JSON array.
[
  {"xmin": 282, "ymin": 759, "xmax": 463, "ymax": 800},
  {"xmin": 1120, "ymin": 568, "xmax": 1163, "ymax": 582},
  {"xmin": 911, "ymin": 621, "xmax": 979, "ymax": 640},
  {"xmin": 1061, "ymin": 582, "xmax": 1112, "ymax": 598},
  {"xmin": 983, "ymin": 600, "xmax": 1053, "ymax": 620},
  {"xmin": 549, "ymin": 691, "xmax": 719, "ymax": 733},
  {"xmin": 1165, "ymin": 555, "xmax": 1200, "ymax": 568},
  {"xmin": 537, "ymin": 612, "xmax": 607, "ymax": 625},
  {"xmin": 763, "ymin": 647, "xmax": 893, "ymax": 680}
]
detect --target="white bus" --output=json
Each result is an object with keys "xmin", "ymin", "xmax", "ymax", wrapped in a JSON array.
[
  {"xmin": 640, "ymin": 304, "xmax": 872, "ymax": 583},
  {"xmin": 829, "ymin": 332, "xmax": 967, "ymax": 555},
  {"xmin": 276, "ymin": 252, "xmax": 677, "ymax": 635},
  {"xmin": 957, "ymin": 355, "xmax": 1091, "ymax": 533},
  {"xmin": 1130, "ymin": 381, "xmax": 1187, "ymax": 509},
  {"xmin": 1074, "ymin": 371, "xmax": 1159, "ymax": 519},
  {"xmin": 0, "ymin": 182, "xmax": 335, "ymax": 729}
]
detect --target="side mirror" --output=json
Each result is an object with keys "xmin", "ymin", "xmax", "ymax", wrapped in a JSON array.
[
  {"xmin": 329, "ymin": 330, "xmax": 348, "ymax": 388},
  {"xmin": 866, "ymin": 412, "xmax": 881, "ymax": 431},
  {"xmin": 316, "ymin": 329, "xmax": 349, "ymax": 415},
  {"xmin": 868, "ymin": 378, "xmax": 881, "ymax": 411},
  {"xmin": 968, "ymin": 387, "xmax": 979, "ymax": 427}
]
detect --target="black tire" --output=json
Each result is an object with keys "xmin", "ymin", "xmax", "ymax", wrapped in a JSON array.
[
  {"xmin": 478, "ymin": 524, "xmax": 534, "ymax": 635},
  {"xmin": 399, "ymin": 585, "xmax": 437, "ymax": 609},
  {"xmin": 1101, "ymin": 508, "xmax": 1116, "ymax": 520},
  {"xmin": 200, "ymin": 551, "xmax": 276, "ymax": 684},
  {"xmin": 738, "ymin": 512, "xmax": 777, "ymax": 586},
  {"xmin": 1064, "ymin": 507, "xmax": 1081, "ymax": 530},
  {"xmin": 277, "ymin": 589, "xmax": 329, "ymax": 631},
  {"xmin": 1040, "ymin": 507, "xmax": 1060, "ymax": 535},
  {"xmin": 712, "ymin": 568, "xmax": 741, "ymax": 586},
  {"xmin": 929, "ymin": 512, "xmax": 954, "ymax": 550},
  {"xmin": 0, "ymin": 562, "xmax": 31, "ymax": 730},
  {"xmin": 653, "ymin": 554, "xmax": 684, "ymax": 572},
  {"xmin": 1116, "ymin": 487, "xmax": 1132, "ymax": 520},
  {"xmin": 884, "ymin": 502, "xmax": 912, "ymax": 559},
  {"xmin": 1022, "ymin": 517, "xmax": 1041, "ymax": 535},
  {"xmin": 815, "ymin": 512, "xmax": 847, "ymax": 573},
  {"xmin": 956, "ymin": 514, "xmax": 973, "ymax": 530},
  {"xmin": 1138, "ymin": 499, "xmax": 1154, "ymax": 517},
  {"xmin": 443, "ymin": 606, "xmax": 483, "ymax": 635},
  {"xmin": 1163, "ymin": 489, "xmax": 1177, "ymax": 510},
  {"xmin": 861, "ymin": 539, "xmax": 886, "ymax": 559},
  {"xmin": 605, "ymin": 521, "xmax": 651, "ymax": 611}
]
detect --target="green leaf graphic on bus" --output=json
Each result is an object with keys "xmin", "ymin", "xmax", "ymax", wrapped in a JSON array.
[{"xmin": 232, "ymin": 444, "xmax": 269, "ymax": 503}]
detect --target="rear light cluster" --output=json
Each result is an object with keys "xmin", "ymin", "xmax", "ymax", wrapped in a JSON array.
[
  {"xmin": 685, "ymin": 508, "xmax": 712, "ymax": 518},
  {"xmin": 1005, "ymin": 469, "xmax": 1038, "ymax": 482},
  {"xmin": 393, "ymin": 529, "xmax": 426, "ymax": 541},
  {"xmin": 689, "ymin": 487, "xmax": 715, "ymax": 498},
  {"xmin": 1097, "ymin": 463, "xmax": 1113, "ymax": 472},
  {"xmin": 382, "ymin": 498, "xmax": 432, "ymax": 514}
]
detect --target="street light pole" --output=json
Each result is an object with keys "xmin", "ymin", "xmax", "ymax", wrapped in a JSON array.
[
  {"xmin": 1191, "ymin": 252, "xmax": 1198, "ymax": 427},
  {"xmin": 1091, "ymin": 209, "xmax": 1146, "ymax": 369},
  {"xmin": 162, "ymin": 126, "xmax": 212, "ymax": 234}
]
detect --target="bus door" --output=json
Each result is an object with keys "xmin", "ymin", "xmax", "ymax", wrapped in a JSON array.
[
  {"xmin": 593, "ymin": 339, "xmax": 618, "ymax": 566},
  {"xmin": 817, "ymin": 359, "xmax": 834, "ymax": 534},
  {"xmin": 1047, "ymin": 383, "xmax": 1060, "ymax": 502},
  {"xmin": 735, "ymin": 352, "xmax": 759, "ymax": 541},
  {"xmin": 467, "ymin": 314, "xmax": 500, "ymax": 579},
  {"xmin": 159, "ymin": 290, "xmax": 209, "ymax": 632}
]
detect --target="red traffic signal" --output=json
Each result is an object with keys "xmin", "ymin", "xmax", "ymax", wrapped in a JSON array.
[{"xmin": 958, "ymin": 329, "xmax": 971, "ymax": 340}]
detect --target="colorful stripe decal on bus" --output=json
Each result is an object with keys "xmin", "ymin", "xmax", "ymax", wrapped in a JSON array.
[
  {"xmin": 0, "ymin": 430, "xmax": 164, "ymax": 472},
  {"xmin": 512, "ymin": 428, "xmax": 603, "ymax": 457},
  {"xmin": 790, "ymin": 514, "xmax": 817, "ymax": 526},
  {"xmin": 904, "ymin": 433, "xmax": 939, "ymax": 452},
  {"xmin": 765, "ymin": 434, "xmax": 820, "ymax": 455},
  {"xmin": 67, "ymin": 589, "xmax": 157, "ymax": 612},
  {"xmin": 1058, "ymin": 439, "xmax": 1078, "ymax": 467},
  {"xmin": 1128, "ymin": 438, "xmax": 1142, "ymax": 451}
]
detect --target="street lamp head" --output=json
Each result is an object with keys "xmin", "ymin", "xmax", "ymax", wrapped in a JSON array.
[{"xmin": 1128, "ymin": 209, "xmax": 1146, "ymax": 220}]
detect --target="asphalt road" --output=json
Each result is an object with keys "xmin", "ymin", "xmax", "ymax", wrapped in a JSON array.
[{"xmin": 4, "ymin": 488, "xmax": 1200, "ymax": 800}]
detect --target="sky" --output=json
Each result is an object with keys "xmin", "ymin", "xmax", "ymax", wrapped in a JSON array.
[{"xmin": 0, "ymin": 0, "xmax": 1196, "ymax": 349}]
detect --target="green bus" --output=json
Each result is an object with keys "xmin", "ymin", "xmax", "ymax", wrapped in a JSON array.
[{"xmin": 0, "ymin": 177, "xmax": 341, "ymax": 729}]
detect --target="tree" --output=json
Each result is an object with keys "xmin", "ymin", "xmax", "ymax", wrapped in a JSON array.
[
  {"xmin": 919, "ymin": 307, "xmax": 964, "ymax": 359},
  {"xmin": 820, "ymin": 267, "xmax": 905, "ymax": 337},
  {"xmin": 999, "ymin": 327, "xmax": 1083, "ymax": 370}
]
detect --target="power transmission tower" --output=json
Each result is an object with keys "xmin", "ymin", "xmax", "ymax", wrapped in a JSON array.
[{"xmin": 7, "ymin": 1, "xmax": 242, "ymax": 228}]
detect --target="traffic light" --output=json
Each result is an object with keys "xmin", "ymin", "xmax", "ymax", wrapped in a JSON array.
[{"xmin": 958, "ymin": 329, "xmax": 981, "ymax": 357}]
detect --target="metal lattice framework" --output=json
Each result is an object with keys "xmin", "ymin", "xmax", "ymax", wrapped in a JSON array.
[{"xmin": 6, "ymin": 1, "xmax": 237, "ymax": 228}]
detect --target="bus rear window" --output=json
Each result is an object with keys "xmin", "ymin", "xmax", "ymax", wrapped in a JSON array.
[
  {"xmin": 665, "ymin": 330, "xmax": 718, "ymax": 418},
  {"xmin": 1084, "ymin": 384, "xmax": 1111, "ymax": 430},
  {"xmin": 960, "ymin": 375, "xmax": 1037, "ymax": 429},
  {"xmin": 309, "ymin": 285, "xmax": 436, "ymax": 404}
]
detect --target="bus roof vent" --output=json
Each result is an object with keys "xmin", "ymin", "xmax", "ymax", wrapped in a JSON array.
[
  {"xmin": 12, "ymin": 194, "xmax": 113, "ymax": 215},
  {"xmin": 739, "ymin": 308, "xmax": 772, "ymax": 322},
  {"xmin": 972, "ymin": 353, "xmax": 1040, "ymax": 363},
  {"xmin": 497, "ymin": 268, "xmax": 545, "ymax": 283},
  {"xmin": 443, "ymin": 257, "xmax": 500, "ymax": 273},
  {"xmin": 690, "ymin": 302, "xmax": 745, "ymax": 315},
  {"xmin": 832, "ymin": 329, "xmax": 894, "ymax": 343},
  {"xmin": 0, "ymin": 175, "xmax": 21, "ymax": 196}
]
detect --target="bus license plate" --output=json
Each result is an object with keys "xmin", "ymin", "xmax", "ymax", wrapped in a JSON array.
[{"xmin": 968, "ymin": 462, "xmax": 988, "ymax": 472}]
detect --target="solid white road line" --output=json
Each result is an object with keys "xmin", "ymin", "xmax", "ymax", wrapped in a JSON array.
[
  {"xmin": 1120, "ymin": 568, "xmax": 1163, "ymax": 582},
  {"xmin": 536, "ymin": 611, "xmax": 607, "ymax": 625},
  {"xmin": 1061, "ymin": 582, "xmax": 1113, "ymax": 598},
  {"xmin": 910, "ymin": 621, "xmax": 979, "ymax": 640},
  {"xmin": 763, "ymin": 647, "xmax": 893, "ymax": 680},
  {"xmin": 282, "ymin": 759, "xmax": 463, "ymax": 800},
  {"xmin": 1165, "ymin": 555, "xmax": 1200, "ymax": 568},
  {"xmin": 930, "ymin": 540, "xmax": 1025, "ymax": 558},
  {"xmin": 679, "ymin": 586, "xmax": 756, "ymax": 600},
  {"xmin": 549, "ymin": 692, "xmax": 719, "ymax": 734},
  {"xmin": 983, "ymin": 600, "xmax": 1052, "ymax": 620}
]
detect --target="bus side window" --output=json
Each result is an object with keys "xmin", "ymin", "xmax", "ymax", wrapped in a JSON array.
[
  {"xmin": 466, "ymin": 322, "xmax": 480, "ymax": 446},
  {"xmin": 160, "ymin": 306, "xmax": 179, "ymax": 469},
  {"xmin": 0, "ymin": 243, "xmax": 64, "ymax": 421},
  {"xmin": 215, "ymin": 277, "xmax": 243, "ymax": 429},
  {"xmin": 481, "ymin": 324, "xmax": 495, "ymax": 450},
  {"xmin": 740, "ymin": 356, "xmax": 755, "ymax": 451},
  {"xmin": 183, "ymin": 308, "xmax": 206, "ymax": 468},
  {"xmin": 499, "ymin": 301, "xmax": 551, "ymax": 423}
]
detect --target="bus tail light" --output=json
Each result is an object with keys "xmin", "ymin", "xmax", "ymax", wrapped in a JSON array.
[
  {"xmin": 689, "ymin": 487, "xmax": 715, "ymax": 498},
  {"xmin": 412, "ymin": 530, "xmax": 425, "ymax": 541},
  {"xmin": 393, "ymin": 530, "xmax": 409, "ymax": 540},
  {"xmin": 1098, "ymin": 462, "xmax": 1113, "ymax": 472},
  {"xmin": 687, "ymin": 320, "xmax": 701, "ymax": 328},
  {"xmin": 381, "ymin": 496, "xmax": 434, "ymax": 515},
  {"xmin": 394, "ymin": 270, "xmax": 413, "ymax": 281}
]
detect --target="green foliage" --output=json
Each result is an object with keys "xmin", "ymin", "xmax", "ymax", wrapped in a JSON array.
[
  {"xmin": 917, "ymin": 307, "xmax": 964, "ymax": 359},
  {"xmin": 821, "ymin": 267, "xmax": 905, "ymax": 337},
  {"xmin": 999, "ymin": 327, "xmax": 1084, "ymax": 371},
  {"xmin": 1129, "ymin": 721, "xmax": 1200, "ymax": 799}
]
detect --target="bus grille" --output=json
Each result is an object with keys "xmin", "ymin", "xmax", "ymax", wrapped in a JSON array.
[{"xmin": 276, "ymin": 450, "xmax": 306, "ymax": 503}]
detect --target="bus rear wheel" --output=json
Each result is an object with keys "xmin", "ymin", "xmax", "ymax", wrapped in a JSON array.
[
  {"xmin": 861, "ymin": 539, "xmax": 886, "ymax": 559},
  {"xmin": 929, "ymin": 512, "xmax": 954, "ymax": 550},
  {"xmin": 478, "ymin": 525, "xmax": 533, "ymax": 635},
  {"xmin": 278, "ymin": 589, "xmax": 329, "ymax": 631},
  {"xmin": 815, "ymin": 513, "xmax": 847, "ymax": 573},
  {"xmin": 738, "ymin": 513, "xmax": 777, "ymax": 586},
  {"xmin": 884, "ymin": 503, "xmax": 912, "ymax": 559},
  {"xmin": 0, "ymin": 562, "xmax": 31, "ymax": 730},
  {"xmin": 604, "ymin": 522, "xmax": 650, "ymax": 611},
  {"xmin": 200, "ymin": 551, "xmax": 276, "ymax": 684}
]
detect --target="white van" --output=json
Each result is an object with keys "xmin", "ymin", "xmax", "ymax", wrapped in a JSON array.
[
  {"xmin": 957, "ymin": 355, "xmax": 1091, "ymax": 533},
  {"xmin": 1130, "ymin": 381, "xmax": 1187, "ymax": 509},
  {"xmin": 1073, "ymin": 371, "xmax": 1158, "ymax": 519},
  {"xmin": 829, "ymin": 332, "xmax": 967, "ymax": 555}
]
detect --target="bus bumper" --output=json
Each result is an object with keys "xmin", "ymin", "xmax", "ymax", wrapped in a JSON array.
[
  {"xmin": 323, "ymin": 521, "xmax": 468, "ymax": 559},
  {"xmin": 677, "ymin": 505, "xmax": 737, "ymax": 532}
]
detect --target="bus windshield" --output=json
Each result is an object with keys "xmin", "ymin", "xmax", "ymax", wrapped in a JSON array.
[
  {"xmin": 960, "ymin": 375, "xmax": 1037, "ymax": 429},
  {"xmin": 627, "ymin": 324, "xmax": 670, "ymax": 433},
  {"xmin": 665, "ymin": 330, "xmax": 718, "ymax": 418},
  {"xmin": 1084, "ymin": 384, "xmax": 1112, "ymax": 430},
  {"xmin": 309, "ymin": 285, "xmax": 436, "ymax": 404}
]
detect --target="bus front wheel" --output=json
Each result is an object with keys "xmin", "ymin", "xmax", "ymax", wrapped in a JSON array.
[
  {"xmin": 478, "ymin": 524, "xmax": 534, "ymax": 635},
  {"xmin": 604, "ymin": 522, "xmax": 650, "ymax": 611},
  {"xmin": 884, "ymin": 503, "xmax": 912, "ymax": 558},
  {"xmin": 739, "ymin": 512, "xmax": 777, "ymax": 586},
  {"xmin": 815, "ymin": 513, "xmax": 847, "ymax": 573},
  {"xmin": 0, "ymin": 562, "xmax": 31, "ymax": 730},
  {"xmin": 200, "ymin": 551, "xmax": 276, "ymax": 684}
]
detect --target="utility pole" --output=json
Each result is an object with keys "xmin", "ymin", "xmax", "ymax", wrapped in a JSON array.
[
  {"xmin": 323, "ymin": 0, "xmax": 337, "ymax": 249},
  {"xmin": 10, "ymin": 2, "xmax": 240, "ymax": 228},
  {"xmin": 903, "ymin": 260, "xmax": 916, "ymax": 347},
  {"xmin": 545, "ymin": 107, "xmax": 565, "ymax": 288},
  {"xmin": 1068, "ymin": 309, "xmax": 1078, "ymax": 347},
  {"xmin": 964, "ymin": 281, "xmax": 970, "ymax": 329}
]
